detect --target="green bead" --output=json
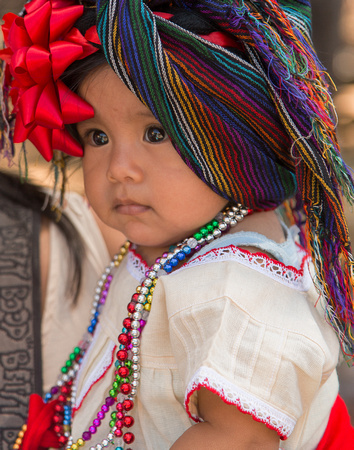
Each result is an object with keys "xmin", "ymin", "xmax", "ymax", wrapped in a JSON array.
[
  {"xmin": 194, "ymin": 232, "xmax": 202, "ymax": 240},
  {"xmin": 65, "ymin": 360, "xmax": 72, "ymax": 368},
  {"xmin": 69, "ymin": 352, "xmax": 76, "ymax": 361},
  {"xmin": 207, "ymin": 224, "xmax": 214, "ymax": 232},
  {"xmin": 74, "ymin": 347, "xmax": 80, "ymax": 355},
  {"xmin": 109, "ymin": 420, "xmax": 115, "ymax": 428},
  {"xmin": 61, "ymin": 366, "xmax": 68, "ymax": 374},
  {"xmin": 200, "ymin": 227, "xmax": 208, "ymax": 236},
  {"xmin": 111, "ymin": 412, "xmax": 117, "ymax": 419},
  {"xmin": 115, "ymin": 375, "xmax": 121, "ymax": 382},
  {"xmin": 125, "ymin": 360, "xmax": 132, "ymax": 368},
  {"xmin": 109, "ymin": 389, "xmax": 117, "ymax": 397},
  {"xmin": 212, "ymin": 220, "xmax": 218, "ymax": 228},
  {"xmin": 112, "ymin": 381, "xmax": 119, "ymax": 390}
]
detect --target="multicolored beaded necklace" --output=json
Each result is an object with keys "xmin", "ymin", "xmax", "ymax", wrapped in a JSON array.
[{"xmin": 15, "ymin": 203, "xmax": 250, "ymax": 450}]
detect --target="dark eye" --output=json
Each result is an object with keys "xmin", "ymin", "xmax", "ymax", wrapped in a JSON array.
[
  {"xmin": 91, "ymin": 130, "xmax": 108, "ymax": 146},
  {"xmin": 145, "ymin": 126, "xmax": 167, "ymax": 143}
]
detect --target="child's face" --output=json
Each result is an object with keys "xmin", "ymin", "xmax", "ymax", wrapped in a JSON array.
[{"xmin": 78, "ymin": 65, "xmax": 227, "ymax": 259}]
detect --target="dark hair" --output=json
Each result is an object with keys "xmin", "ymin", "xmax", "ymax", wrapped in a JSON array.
[{"xmin": 0, "ymin": 171, "xmax": 85, "ymax": 303}]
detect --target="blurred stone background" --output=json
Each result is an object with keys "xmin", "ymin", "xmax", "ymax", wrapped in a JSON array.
[{"xmin": 1, "ymin": 0, "xmax": 354, "ymax": 423}]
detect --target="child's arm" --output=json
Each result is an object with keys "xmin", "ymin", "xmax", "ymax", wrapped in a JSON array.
[{"xmin": 170, "ymin": 387, "xmax": 279, "ymax": 449}]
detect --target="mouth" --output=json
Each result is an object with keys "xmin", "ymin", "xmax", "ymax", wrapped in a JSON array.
[{"xmin": 113, "ymin": 199, "xmax": 150, "ymax": 215}]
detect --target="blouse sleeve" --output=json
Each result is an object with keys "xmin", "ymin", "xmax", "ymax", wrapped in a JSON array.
[{"xmin": 161, "ymin": 257, "xmax": 339, "ymax": 439}]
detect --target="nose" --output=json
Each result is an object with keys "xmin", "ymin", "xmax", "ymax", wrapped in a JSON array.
[{"xmin": 106, "ymin": 141, "xmax": 143, "ymax": 184}]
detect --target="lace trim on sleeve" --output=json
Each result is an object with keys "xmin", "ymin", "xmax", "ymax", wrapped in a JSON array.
[{"xmin": 185, "ymin": 366, "xmax": 295, "ymax": 440}]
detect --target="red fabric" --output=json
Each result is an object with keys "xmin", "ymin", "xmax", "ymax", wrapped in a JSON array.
[
  {"xmin": 316, "ymin": 396, "xmax": 354, "ymax": 449},
  {"xmin": 21, "ymin": 394, "xmax": 61, "ymax": 450}
]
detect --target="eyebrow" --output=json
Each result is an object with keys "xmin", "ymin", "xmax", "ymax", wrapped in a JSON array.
[{"xmin": 135, "ymin": 110, "xmax": 156, "ymax": 119}]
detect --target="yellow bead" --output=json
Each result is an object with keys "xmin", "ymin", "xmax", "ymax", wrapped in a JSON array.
[
  {"xmin": 153, "ymin": 279, "xmax": 157, "ymax": 286},
  {"xmin": 147, "ymin": 295, "xmax": 152, "ymax": 303},
  {"xmin": 77, "ymin": 438, "xmax": 85, "ymax": 446},
  {"xmin": 13, "ymin": 444, "xmax": 20, "ymax": 450},
  {"xmin": 117, "ymin": 254, "xmax": 123, "ymax": 262},
  {"xmin": 136, "ymin": 286, "xmax": 141, "ymax": 293},
  {"xmin": 120, "ymin": 247, "xmax": 127, "ymax": 255},
  {"xmin": 71, "ymin": 444, "xmax": 78, "ymax": 450},
  {"xmin": 18, "ymin": 431, "xmax": 24, "ymax": 438},
  {"xmin": 114, "ymin": 260, "xmax": 119, "ymax": 266},
  {"xmin": 22, "ymin": 424, "xmax": 27, "ymax": 431},
  {"xmin": 124, "ymin": 241, "xmax": 130, "ymax": 249},
  {"xmin": 15, "ymin": 438, "xmax": 22, "ymax": 445},
  {"xmin": 144, "ymin": 303, "xmax": 151, "ymax": 311},
  {"xmin": 150, "ymin": 287, "xmax": 155, "ymax": 294}
]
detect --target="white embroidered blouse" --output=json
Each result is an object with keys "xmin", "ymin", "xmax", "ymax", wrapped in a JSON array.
[{"xmin": 44, "ymin": 195, "xmax": 340, "ymax": 450}]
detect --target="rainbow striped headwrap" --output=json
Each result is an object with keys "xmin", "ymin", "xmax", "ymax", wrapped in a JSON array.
[{"xmin": 96, "ymin": 0, "xmax": 354, "ymax": 359}]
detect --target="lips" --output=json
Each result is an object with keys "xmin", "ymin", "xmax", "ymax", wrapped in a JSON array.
[{"xmin": 113, "ymin": 199, "xmax": 150, "ymax": 215}]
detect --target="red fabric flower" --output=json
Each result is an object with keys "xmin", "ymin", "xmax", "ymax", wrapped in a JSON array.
[
  {"xmin": 21, "ymin": 394, "xmax": 61, "ymax": 449},
  {"xmin": 0, "ymin": 0, "xmax": 99, "ymax": 161}
]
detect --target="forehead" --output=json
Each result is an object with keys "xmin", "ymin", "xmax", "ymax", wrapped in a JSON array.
[{"xmin": 79, "ymin": 65, "xmax": 155, "ymax": 121}]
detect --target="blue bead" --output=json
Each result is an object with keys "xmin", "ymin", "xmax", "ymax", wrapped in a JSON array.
[
  {"xmin": 63, "ymin": 419, "xmax": 70, "ymax": 425},
  {"xmin": 164, "ymin": 264, "xmax": 172, "ymax": 273},
  {"xmin": 177, "ymin": 251, "xmax": 186, "ymax": 261},
  {"xmin": 115, "ymin": 447, "xmax": 124, "ymax": 450},
  {"xmin": 170, "ymin": 258, "xmax": 178, "ymax": 267},
  {"xmin": 183, "ymin": 246, "xmax": 191, "ymax": 254},
  {"xmin": 88, "ymin": 325, "xmax": 94, "ymax": 333},
  {"xmin": 91, "ymin": 318, "xmax": 97, "ymax": 326},
  {"xmin": 115, "ymin": 360, "xmax": 120, "ymax": 368}
]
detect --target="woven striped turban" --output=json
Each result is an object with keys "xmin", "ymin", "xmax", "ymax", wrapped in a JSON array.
[{"xmin": 96, "ymin": 0, "xmax": 354, "ymax": 358}]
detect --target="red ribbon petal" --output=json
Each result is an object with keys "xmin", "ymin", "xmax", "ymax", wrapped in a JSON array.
[
  {"xmin": 0, "ymin": 48, "xmax": 13, "ymax": 64},
  {"xmin": 1, "ymin": 12, "xmax": 17, "ymax": 47},
  {"xmin": 50, "ymin": 40, "xmax": 84, "ymax": 81},
  {"xmin": 24, "ymin": 1, "xmax": 51, "ymax": 47},
  {"xmin": 57, "ymin": 79, "xmax": 94, "ymax": 124},
  {"xmin": 50, "ymin": 5, "xmax": 84, "ymax": 42},
  {"xmin": 25, "ymin": 0, "xmax": 48, "ymax": 15},
  {"xmin": 8, "ymin": 16, "xmax": 32, "ymax": 51},
  {"xmin": 18, "ymin": 84, "xmax": 42, "ymax": 127},
  {"xmin": 28, "ymin": 126, "xmax": 54, "ymax": 161},
  {"xmin": 65, "ymin": 27, "xmax": 99, "ymax": 59},
  {"xmin": 26, "ymin": 44, "xmax": 52, "ymax": 84},
  {"xmin": 13, "ymin": 110, "xmax": 33, "ymax": 142},
  {"xmin": 12, "ymin": 47, "xmax": 34, "ymax": 87},
  {"xmin": 52, "ymin": 128, "xmax": 84, "ymax": 157},
  {"xmin": 85, "ymin": 26, "xmax": 101, "ymax": 46},
  {"xmin": 35, "ymin": 81, "xmax": 63, "ymax": 129}
]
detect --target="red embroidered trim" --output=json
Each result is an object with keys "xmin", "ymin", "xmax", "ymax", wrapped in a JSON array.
[
  {"xmin": 73, "ymin": 345, "xmax": 117, "ymax": 415},
  {"xmin": 182, "ymin": 244, "xmax": 310, "ymax": 280},
  {"xmin": 185, "ymin": 382, "xmax": 289, "ymax": 440}
]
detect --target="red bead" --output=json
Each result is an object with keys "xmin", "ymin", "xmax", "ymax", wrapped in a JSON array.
[
  {"xmin": 132, "ymin": 293, "xmax": 139, "ymax": 301},
  {"xmin": 118, "ymin": 333, "xmax": 130, "ymax": 345},
  {"xmin": 58, "ymin": 435, "xmax": 68, "ymax": 445},
  {"xmin": 123, "ymin": 318, "xmax": 132, "ymax": 329},
  {"xmin": 54, "ymin": 404, "xmax": 64, "ymax": 413},
  {"xmin": 116, "ymin": 412, "xmax": 124, "ymax": 420},
  {"xmin": 58, "ymin": 394, "xmax": 66, "ymax": 403},
  {"xmin": 53, "ymin": 425, "xmax": 63, "ymax": 434},
  {"xmin": 116, "ymin": 402, "xmax": 123, "ymax": 412},
  {"xmin": 123, "ymin": 432, "xmax": 135, "ymax": 444},
  {"xmin": 114, "ymin": 429, "xmax": 123, "ymax": 438},
  {"xmin": 115, "ymin": 420, "xmax": 124, "ymax": 429},
  {"xmin": 53, "ymin": 414, "xmax": 63, "ymax": 424},
  {"xmin": 120, "ymin": 383, "xmax": 132, "ymax": 395},
  {"xmin": 124, "ymin": 416, "xmax": 134, "ymax": 428},
  {"xmin": 61, "ymin": 386, "xmax": 70, "ymax": 395},
  {"xmin": 118, "ymin": 366, "xmax": 129, "ymax": 377},
  {"xmin": 116, "ymin": 349, "xmax": 128, "ymax": 362},
  {"xmin": 127, "ymin": 302, "xmax": 136, "ymax": 314},
  {"xmin": 123, "ymin": 399, "xmax": 134, "ymax": 411}
]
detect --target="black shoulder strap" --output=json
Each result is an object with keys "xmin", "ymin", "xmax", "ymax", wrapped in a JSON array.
[{"xmin": 0, "ymin": 196, "xmax": 42, "ymax": 449}]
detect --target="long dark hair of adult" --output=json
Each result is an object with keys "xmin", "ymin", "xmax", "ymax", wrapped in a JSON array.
[{"xmin": 0, "ymin": 171, "xmax": 84, "ymax": 303}]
